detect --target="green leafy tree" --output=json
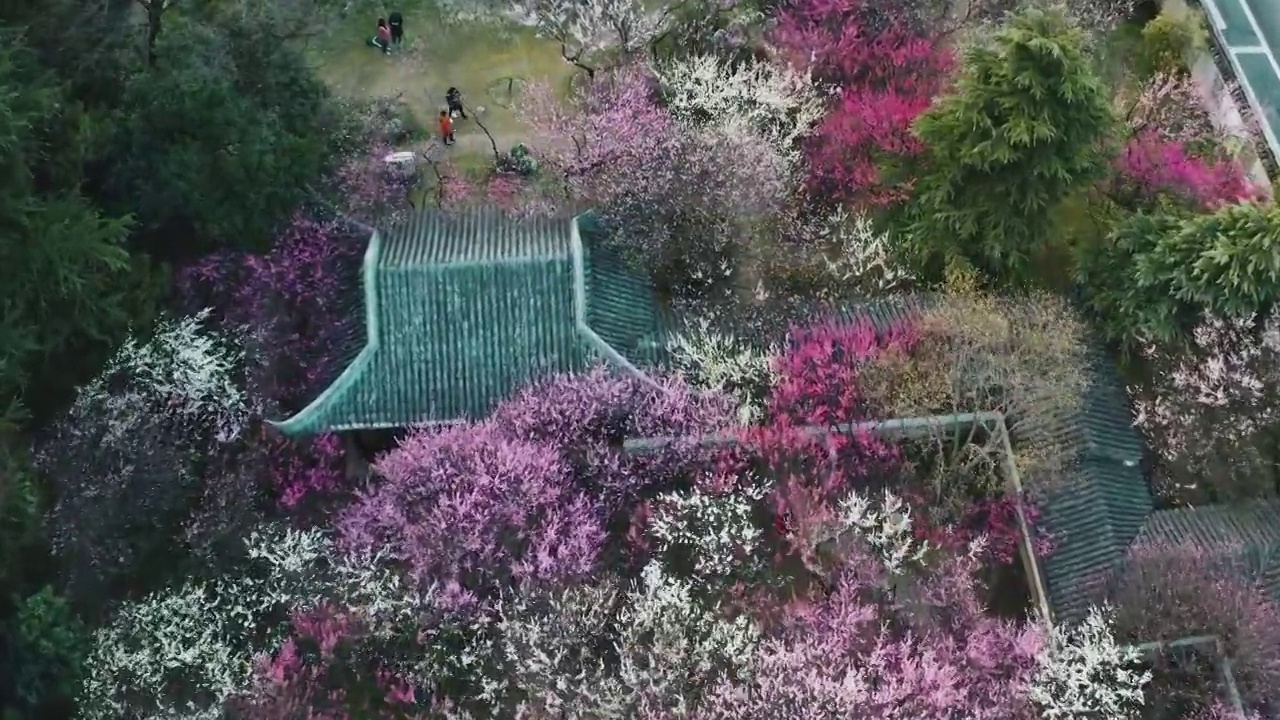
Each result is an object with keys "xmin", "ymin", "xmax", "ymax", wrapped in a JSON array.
[
  {"xmin": 906, "ymin": 6, "xmax": 1116, "ymax": 285},
  {"xmin": 1, "ymin": 587, "xmax": 89, "ymax": 719},
  {"xmin": 102, "ymin": 15, "xmax": 344, "ymax": 261},
  {"xmin": 1139, "ymin": 5, "xmax": 1207, "ymax": 77},
  {"xmin": 1079, "ymin": 201, "xmax": 1280, "ymax": 348},
  {"xmin": 0, "ymin": 42, "xmax": 163, "ymax": 427},
  {"xmin": 1075, "ymin": 209, "xmax": 1188, "ymax": 348}
]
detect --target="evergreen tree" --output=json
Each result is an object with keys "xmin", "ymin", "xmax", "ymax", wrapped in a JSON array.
[
  {"xmin": 1079, "ymin": 201, "xmax": 1280, "ymax": 348},
  {"xmin": 0, "ymin": 43, "xmax": 163, "ymax": 428},
  {"xmin": 906, "ymin": 6, "xmax": 1116, "ymax": 285}
]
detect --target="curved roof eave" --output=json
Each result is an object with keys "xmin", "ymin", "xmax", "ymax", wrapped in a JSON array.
[{"xmin": 268, "ymin": 230, "xmax": 384, "ymax": 437}]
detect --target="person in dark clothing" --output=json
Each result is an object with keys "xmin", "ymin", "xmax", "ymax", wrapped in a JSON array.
[
  {"xmin": 388, "ymin": 11, "xmax": 404, "ymax": 46},
  {"xmin": 446, "ymin": 86, "xmax": 467, "ymax": 119},
  {"xmin": 370, "ymin": 18, "xmax": 391, "ymax": 54}
]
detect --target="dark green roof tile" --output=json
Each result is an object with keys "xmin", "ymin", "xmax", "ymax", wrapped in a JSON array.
[
  {"xmin": 584, "ymin": 244, "xmax": 668, "ymax": 365},
  {"xmin": 1132, "ymin": 501, "xmax": 1280, "ymax": 603},
  {"xmin": 379, "ymin": 208, "xmax": 572, "ymax": 266},
  {"xmin": 1023, "ymin": 351, "xmax": 1146, "ymax": 466},
  {"xmin": 272, "ymin": 210, "xmax": 663, "ymax": 435},
  {"xmin": 1040, "ymin": 460, "xmax": 1153, "ymax": 622}
]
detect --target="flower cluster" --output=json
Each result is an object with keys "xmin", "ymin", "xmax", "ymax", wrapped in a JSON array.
[
  {"xmin": 1029, "ymin": 605, "xmax": 1151, "ymax": 719},
  {"xmin": 667, "ymin": 318, "xmax": 777, "ymax": 425}
]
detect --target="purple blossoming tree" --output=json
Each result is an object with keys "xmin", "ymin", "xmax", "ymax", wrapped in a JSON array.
[
  {"xmin": 337, "ymin": 424, "xmax": 607, "ymax": 609},
  {"xmin": 490, "ymin": 368, "xmax": 734, "ymax": 514}
]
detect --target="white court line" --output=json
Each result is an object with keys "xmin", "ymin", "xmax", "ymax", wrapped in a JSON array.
[
  {"xmin": 1235, "ymin": 0, "xmax": 1280, "ymax": 81},
  {"xmin": 1203, "ymin": 0, "xmax": 1280, "ymax": 159}
]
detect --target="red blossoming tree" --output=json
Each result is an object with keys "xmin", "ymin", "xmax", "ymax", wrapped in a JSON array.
[{"xmin": 771, "ymin": 0, "xmax": 953, "ymax": 207}]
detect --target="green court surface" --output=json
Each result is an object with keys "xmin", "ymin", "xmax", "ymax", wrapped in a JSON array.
[{"xmin": 1202, "ymin": 0, "xmax": 1280, "ymax": 161}]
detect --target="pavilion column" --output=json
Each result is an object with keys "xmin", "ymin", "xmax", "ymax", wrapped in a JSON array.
[{"xmin": 342, "ymin": 432, "xmax": 371, "ymax": 482}]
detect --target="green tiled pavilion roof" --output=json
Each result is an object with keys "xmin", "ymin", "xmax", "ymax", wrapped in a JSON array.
[
  {"xmin": 270, "ymin": 209, "xmax": 663, "ymax": 435},
  {"xmin": 1132, "ymin": 500, "xmax": 1280, "ymax": 603},
  {"xmin": 1199, "ymin": 0, "xmax": 1280, "ymax": 173}
]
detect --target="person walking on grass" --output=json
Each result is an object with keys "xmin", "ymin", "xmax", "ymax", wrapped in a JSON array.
[
  {"xmin": 439, "ymin": 110, "xmax": 455, "ymax": 146},
  {"xmin": 389, "ymin": 10, "xmax": 404, "ymax": 47},
  {"xmin": 370, "ymin": 18, "xmax": 391, "ymax": 54},
  {"xmin": 446, "ymin": 87, "xmax": 467, "ymax": 119}
]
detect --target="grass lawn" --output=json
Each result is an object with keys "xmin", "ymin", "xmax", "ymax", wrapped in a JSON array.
[{"xmin": 307, "ymin": 0, "xmax": 578, "ymax": 173}]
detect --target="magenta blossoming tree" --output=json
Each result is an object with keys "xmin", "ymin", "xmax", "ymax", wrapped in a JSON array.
[
  {"xmin": 490, "ymin": 368, "xmax": 734, "ymax": 514},
  {"xmin": 175, "ymin": 145, "xmax": 417, "ymax": 513},
  {"xmin": 1114, "ymin": 131, "xmax": 1261, "ymax": 210},
  {"xmin": 233, "ymin": 602, "xmax": 419, "ymax": 719},
  {"xmin": 753, "ymin": 320, "xmax": 914, "ymax": 564},
  {"xmin": 1112, "ymin": 71, "xmax": 1267, "ymax": 210},
  {"xmin": 178, "ymin": 213, "xmax": 358, "ymax": 513},
  {"xmin": 179, "ymin": 212, "xmax": 364, "ymax": 410}
]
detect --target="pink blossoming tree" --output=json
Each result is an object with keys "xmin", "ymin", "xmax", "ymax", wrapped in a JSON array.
[
  {"xmin": 701, "ymin": 534, "xmax": 1046, "ymax": 718},
  {"xmin": 1106, "ymin": 541, "xmax": 1280, "ymax": 715},
  {"xmin": 1114, "ymin": 131, "xmax": 1261, "ymax": 210},
  {"xmin": 490, "ymin": 368, "xmax": 734, "ymax": 515},
  {"xmin": 519, "ymin": 65, "xmax": 792, "ymax": 298}
]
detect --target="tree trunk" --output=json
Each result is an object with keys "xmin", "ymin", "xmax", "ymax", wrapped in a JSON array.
[{"xmin": 141, "ymin": 0, "xmax": 166, "ymax": 67}]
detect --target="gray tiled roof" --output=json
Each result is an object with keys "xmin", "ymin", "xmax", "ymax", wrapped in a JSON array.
[{"xmin": 1132, "ymin": 500, "xmax": 1280, "ymax": 602}]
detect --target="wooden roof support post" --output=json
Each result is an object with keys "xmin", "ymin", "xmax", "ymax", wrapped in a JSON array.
[{"xmin": 993, "ymin": 415, "xmax": 1055, "ymax": 628}]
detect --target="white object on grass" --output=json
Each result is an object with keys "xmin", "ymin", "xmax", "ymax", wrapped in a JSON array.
[{"xmin": 383, "ymin": 151, "xmax": 416, "ymax": 165}]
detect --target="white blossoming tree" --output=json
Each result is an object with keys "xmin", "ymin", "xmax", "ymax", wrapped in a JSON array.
[
  {"xmin": 667, "ymin": 318, "xmax": 776, "ymax": 425},
  {"xmin": 647, "ymin": 477, "xmax": 769, "ymax": 582},
  {"xmin": 653, "ymin": 53, "xmax": 825, "ymax": 170},
  {"xmin": 1131, "ymin": 310, "xmax": 1280, "ymax": 504},
  {"xmin": 498, "ymin": 561, "xmax": 759, "ymax": 717},
  {"xmin": 79, "ymin": 526, "xmax": 433, "ymax": 720},
  {"xmin": 520, "ymin": 0, "xmax": 676, "ymax": 78},
  {"xmin": 39, "ymin": 311, "xmax": 264, "ymax": 600},
  {"xmin": 1029, "ymin": 604, "xmax": 1152, "ymax": 720},
  {"xmin": 826, "ymin": 488, "xmax": 930, "ymax": 574},
  {"xmin": 809, "ymin": 206, "xmax": 916, "ymax": 299}
]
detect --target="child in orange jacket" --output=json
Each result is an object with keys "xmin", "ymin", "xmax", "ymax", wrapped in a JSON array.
[{"xmin": 439, "ymin": 110, "xmax": 455, "ymax": 146}]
